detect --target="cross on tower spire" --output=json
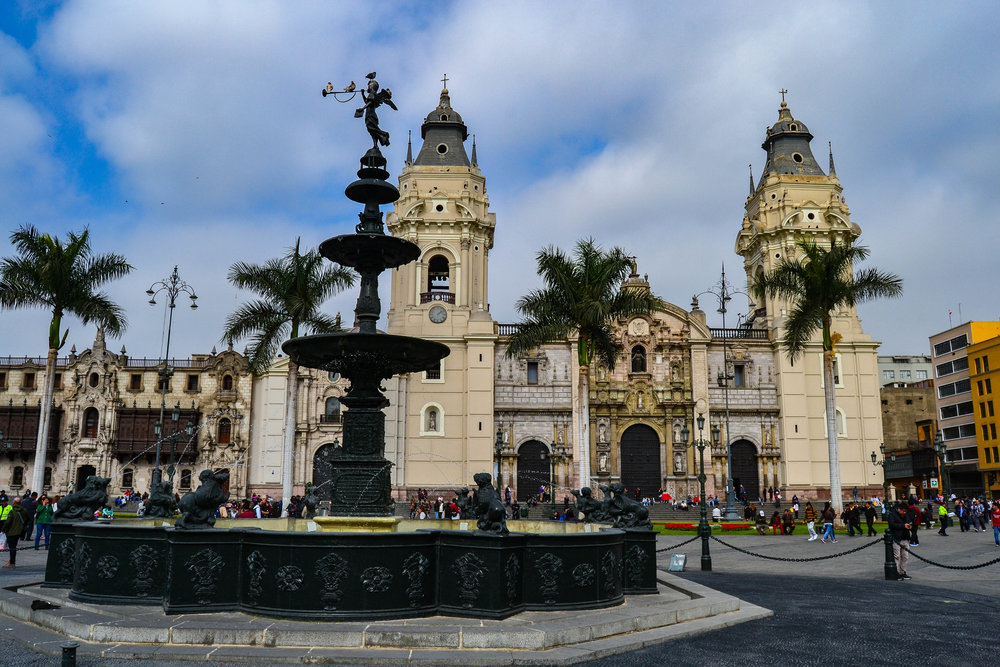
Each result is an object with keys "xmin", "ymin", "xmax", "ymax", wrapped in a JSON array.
[
  {"xmin": 779, "ymin": 88, "xmax": 788, "ymax": 107},
  {"xmin": 441, "ymin": 73, "xmax": 449, "ymax": 90}
]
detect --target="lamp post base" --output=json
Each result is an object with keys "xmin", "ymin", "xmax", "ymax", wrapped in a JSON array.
[{"xmin": 721, "ymin": 489, "xmax": 742, "ymax": 521}]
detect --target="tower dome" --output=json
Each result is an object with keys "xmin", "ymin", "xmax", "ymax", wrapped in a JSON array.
[
  {"xmin": 414, "ymin": 85, "xmax": 471, "ymax": 167},
  {"xmin": 757, "ymin": 98, "xmax": 825, "ymax": 188}
]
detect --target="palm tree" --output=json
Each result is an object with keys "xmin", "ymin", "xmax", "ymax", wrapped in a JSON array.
[
  {"xmin": 505, "ymin": 238, "xmax": 665, "ymax": 489},
  {"xmin": 752, "ymin": 238, "xmax": 902, "ymax": 512},
  {"xmin": 222, "ymin": 239, "xmax": 354, "ymax": 515},
  {"xmin": 0, "ymin": 225, "xmax": 133, "ymax": 492}
]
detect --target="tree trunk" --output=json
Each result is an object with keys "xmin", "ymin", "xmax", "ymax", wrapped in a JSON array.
[
  {"xmin": 577, "ymin": 365, "xmax": 591, "ymax": 490},
  {"xmin": 30, "ymin": 347, "xmax": 58, "ymax": 493},
  {"xmin": 823, "ymin": 349, "xmax": 842, "ymax": 514},
  {"xmin": 281, "ymin": 359, "xmax": 299, "ymax": 516}
]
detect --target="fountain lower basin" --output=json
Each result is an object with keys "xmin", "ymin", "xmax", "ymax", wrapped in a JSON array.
[{"xmin": 44, "ymin": 519, "xmax": 656, "ymax": 620}]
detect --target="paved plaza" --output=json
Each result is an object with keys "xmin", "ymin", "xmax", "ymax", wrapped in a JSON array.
[{"xmin": 0, "ymin": 524, "xmax": 997, "ymax": 665}]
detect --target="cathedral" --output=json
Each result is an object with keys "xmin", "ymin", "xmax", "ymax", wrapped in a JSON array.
[{"xmin": 0, "ymin": 87, "xmax": 886, "ymax": 506}]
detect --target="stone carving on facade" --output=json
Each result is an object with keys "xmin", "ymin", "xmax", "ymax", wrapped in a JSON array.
[
  {"xmin": 597, "ymin": 418, "xmax": 609, "ymax": 444},
  {"xmin": 597, "ymin": 452, "xmax": 609, "ymax": 473},
  {"xmin": 674, "ymin": 451, "xmax": 685, "ymax": 474}
]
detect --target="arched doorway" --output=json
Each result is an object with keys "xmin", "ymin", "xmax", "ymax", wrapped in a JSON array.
[
  {"xmin": 75, "ymin": 464, "xmax": 96, "ymax": 492},
  {"xmin": 730, "ymin": 440, "xmax": 759, "ymax": 501},
  {"xmin": 516, "ymin": 440, "xmax": 550, "ymax": 502},
  {"xmin": 312, "ymin": 442, "xmax": 342, "ymax": 502},
  {"xmin": 620, "ymin": 424, "xmax": 660, "ymax": 499}
]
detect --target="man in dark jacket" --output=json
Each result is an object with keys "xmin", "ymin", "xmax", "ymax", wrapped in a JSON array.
[
  {"xmin": 20, "ymin": 491, "xmax": 37, "ymax": 542},
  {"xmin": 864, "ymin": 501, "xmax": 877, "ymax": 535},
  {"xmin": 887, "ymin": 501, "xmax": 912, "ymax": 580},
  {"xmin": 2, "ymin": 497, "xmax": 30, "ymax": 568}
]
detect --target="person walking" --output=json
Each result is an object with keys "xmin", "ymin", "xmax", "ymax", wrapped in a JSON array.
[
  {"xmin": 804, "ymin": 501, "xmax": 818, "ymax": 541},
  {"xmin": 887, "ymin": 500, "xmax": 912, "ymax": 580},
  {"xmin": 908, "ymin": 499, "xmax": 922, "ymax": 546},
  {"xmin": 2, "ymin": 497, "xmax": 29, "ymax": 568},
  {"xmin": 991, "ymin": 502, "xmax": 1000, "ymax": 546},
  {"xmin": 33, "ymin": 496, "xmax": 53, "ymax": 549},
  {"xmin": 937, "ymin": 501, "xmax": 949, "ymax": 536},
  {"xmin": 20, "ymin": 492, "xmax": 37, "ymax": 542},
  {"xmin": 864, "ymin": 501, "xmax": 878, "ymax": 536},
  {"xmin": 820, "ymin": 501, "xmax": 837, "ymax": 543}
]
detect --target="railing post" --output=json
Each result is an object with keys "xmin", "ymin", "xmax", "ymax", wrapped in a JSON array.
[{"xmin": 883, "ymin": 529, "xmax": 898, "ymax": 580}]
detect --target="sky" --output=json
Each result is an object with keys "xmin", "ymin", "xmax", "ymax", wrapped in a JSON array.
[{"xmin": 1, "ymin": 1, "xmax": 998, "ymax": 361}]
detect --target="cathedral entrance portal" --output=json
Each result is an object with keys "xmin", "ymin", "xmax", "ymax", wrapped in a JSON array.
[
  {"xmin": 730, "ymin": 440, "xmax": 759, "ymax": 501},
  {"xmin": 619, "ymin": 424, "xmax": 660, "ymax": 499},
  {"xmin": 516, "ymin": 440, "xmax": 550, "ymax": 502}
]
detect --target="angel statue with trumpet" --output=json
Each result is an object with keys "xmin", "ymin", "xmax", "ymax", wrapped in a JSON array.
[{"xmin": 323, "ymin": 71, "xmax": 397, "ymax": 149}]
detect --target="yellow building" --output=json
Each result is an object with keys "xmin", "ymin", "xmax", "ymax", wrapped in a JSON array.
[{"xmin": 967, "ymin": 333, "xmax": 1000, "ymax": 498}]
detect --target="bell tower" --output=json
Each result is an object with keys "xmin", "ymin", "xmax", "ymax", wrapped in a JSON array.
[
  {"xmin": 736, "ymin": 96, "xmax": 884, "ymax": 500},
  {"xmin": 386, "ymin": 81, "xmax": 496, "ymax": 492}
]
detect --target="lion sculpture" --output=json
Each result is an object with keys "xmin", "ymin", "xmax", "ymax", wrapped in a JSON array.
[
  {"xmin": 472, "ymin": 472, "xmax": 508, "ymax": 534},
  {"xmin": 176, "ymin": 469, "xmax": 230, "ymax": 529},
  {"xmin": 52, "ymin": 475, "xmax": 111, "ymax": 522}
]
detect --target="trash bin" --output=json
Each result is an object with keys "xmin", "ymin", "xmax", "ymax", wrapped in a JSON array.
[{"xmin": 520, "ymin": 507, "xmax": 529, "ymax": 519}]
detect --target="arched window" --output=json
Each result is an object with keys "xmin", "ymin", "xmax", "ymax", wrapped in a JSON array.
[
  {"xmin": 180, "ymin": 469, "xmax": 192, "ymax": 489},
  {"xmin": 83, "ymin": 407, "xmax": 99, "ymax": 438},
  {"xmin": 12, "ymin": 466, "xmax": 24, "ymax": 487},
  {"xmin": 222, "ymin": 374, "xmax": 233, "ymax": 391},
  {"xmin": 427, "ymin": 255, "xmax": 450, "ymax": 293},
  {"xmin": 88, "ymin": 372, "xmax": 99, "ymax": 388},
  {"xmin": 121, "ymin": 468, "xmax": 134, "ymax": 489},
  {"xmin": 218, "ymin": 418, "xmax": 232, "ymax": 444},
  {"xmin": 324, "ymin": 397, "xmax": 341, "ymax": 422},
  {"xmin": 631, "ymin": 345, "xmax": 647, "ymax": 373},
  {"xmin": 420, "ymin": 403, "xmax": 444, "ymax": 436},
  {"xmin": 43, "ymin": 466, "xmax": 52, "ymax": 489}
]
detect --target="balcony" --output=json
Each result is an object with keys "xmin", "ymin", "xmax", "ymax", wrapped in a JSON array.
[
  {"xmin": 420, "ymin": 292, "xmax": 455, "ymax": 304},
  {"xmin": 710, "ymin": 327, "xmax": 769, "ymax": 340},
  {"xmin": 319, "ymin": 413, "xmax": 341, "ymax": 424}
]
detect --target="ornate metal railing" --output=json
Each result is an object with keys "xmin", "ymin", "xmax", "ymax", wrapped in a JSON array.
[
  {"xmin": 125, "ymin": 357, "xmax": 211, "ymax": 368},
  {"xmin": 420, "ymin": 291, "xmax": 455, "ymax": 304}
]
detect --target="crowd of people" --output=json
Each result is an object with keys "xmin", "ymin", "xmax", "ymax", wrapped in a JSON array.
[{"xmin": 0, "ymin": 489, "xmax": 60, "ymax": 567}]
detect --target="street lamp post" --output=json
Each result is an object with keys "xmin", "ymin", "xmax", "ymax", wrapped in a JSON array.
[
  {"xmin": 681, "ymin": 412, "xmax": 720, "ymax": 571},
  {"xmin": 146, "ymin": 266, "xmax": 197, "ymax": 491},
  {"xmin": 932, "ymin": 430, "xmax": 950, "ymax": 501},
  {"xmin": 694, "ymin": 266, "xmax": 754, "ymax": 521},
  {"xmin": 494, "ymin": 426, "xmax": 504, "ymax": 494},
  {"xmin": 871, "ymin": 443, "xmax": 894, "ymax": 505},
  {"xmin": 154, "ymin": 404, "xmax": 196, "ymax": 486}
]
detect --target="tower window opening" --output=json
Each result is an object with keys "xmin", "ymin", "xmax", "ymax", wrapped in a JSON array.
[
  {"xmin": 83, "ymin": 407, "xmax": 99, "ymax": 438},
  {"xmin": 789, "ymin": 123, "xmax": 798, "ymax": 131},
  {"xmin": 427, "ymin": 255, "xmax": 450, "ymax": 293},
  {"xmin": 792, "ymin": 153, "xmax": 804, "ymax": 163},
  {"xmin": 436, "ymin": 143, "xmax": 448, "ymax": 155},
  {"xmin": 435, "ymin": 204, "xmax": 444, "ymax": 212},
  {"xmin": 440, "ymin": 114, "xmax": 448, "ymax": 121}
]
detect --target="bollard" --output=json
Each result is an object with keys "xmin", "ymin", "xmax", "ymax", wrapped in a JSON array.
[
  {"xmin": 61, "ymin": 641, "xmax": 78, "ymax": 666},
  {"xmin": 883, "ymin": 529, "xmax": 898, "ymax": 580}
]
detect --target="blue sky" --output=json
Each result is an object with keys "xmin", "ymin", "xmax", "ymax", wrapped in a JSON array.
[{"xmin": 1, "ymin": 2, "xmax": 998, "ymax": 359}]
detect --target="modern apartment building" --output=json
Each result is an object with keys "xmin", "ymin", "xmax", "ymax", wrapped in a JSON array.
[
  {"xmin": 929, "ymin": 321, "xmax": 1000, "ymax": 496},
  {"xmin": 967, "ymin": 335, "xmax": 1000, "ymax": 498},
  {"xmin": 877, "ymin": 355, "xmax": 932, "ymax": 387}
]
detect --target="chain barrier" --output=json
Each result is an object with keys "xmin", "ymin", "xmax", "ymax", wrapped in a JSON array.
[
  {"xmin": 709, "ymin": 535, "xmax": 882, "ymax": 562},
  {"xmin": 900, "ymin": 543, "xmax": 1000, "ymax": 570},
  {"xmin": 655, "ymin": 534, "xmax": 701, "ymax": 552}
]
